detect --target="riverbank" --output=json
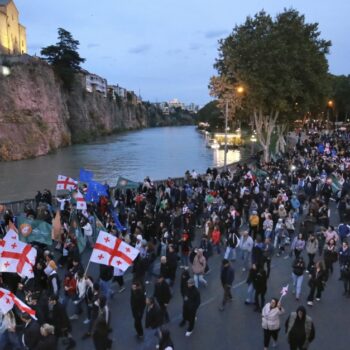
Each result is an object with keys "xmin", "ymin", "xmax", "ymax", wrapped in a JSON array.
[{"xmin": 0, "ymin": 55, "xmax": 195, "ymax": 161}]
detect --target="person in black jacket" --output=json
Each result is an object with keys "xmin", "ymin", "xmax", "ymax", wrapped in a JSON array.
[
  {"xmin": 20, "ymin": 313, "xmax": 41, "ymax": 350},
  {"xmin": 48, "ymin": 295, "xmax": 76, "ymax": 349},
  {"xmin": 180, "ymin": 268, "xmax": 191, "ymax": 299},
  {"xmin": 157, "ymin": 327, "xmax": 174, "ymax": 350},
  {"xmin": 166, "ymin": 244, "xmax": 178, "ymax": 286},
  {"xmin": 99, "ymin": 264, "xmax": 114, "ymax": 300},
  {"xmin": 219, "ymin": 259, "xmax": 235, "ymax": 311},
  {"xmin": 145, "ymin": 297, "xmax": 163, "ymax": 336},
  {"xmin": 153, "ymin": 275, "xmax": 172, "ymax": 323},
  {"xmin": 253, "ymin": 266, "xmax": 267, "ymax": 312},
  {"xmin": 130, "ymin": 281, "xmax": 146, "ymax": 339},
  {"xmin": 35, "ymin": 323, "xmax": 57, "ymax": 350},
  {"xmin": 179, "ymin": 278, "xmax": 201, "ymax": 337}
]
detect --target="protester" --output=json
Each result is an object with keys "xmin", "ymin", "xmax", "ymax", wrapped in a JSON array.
[
  {"xmin": 262, "ymin": 298, "xmax": 284, "ymax": 350},
  {"xmin": 285, "ymin": 306, "xmax": 315, "ymax": 350},
  {"xmin": 219, "ymin": 259, "xmax": 235, "ymax": 311}
]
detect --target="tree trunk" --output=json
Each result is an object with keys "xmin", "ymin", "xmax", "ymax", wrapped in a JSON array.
[
  {"xmin": 275, "ymin": 124, "xmax": 287, "ymax": 155},
  {"xmin": 253, "ymin": 109, "xmax": 279, "ymax": 163}
]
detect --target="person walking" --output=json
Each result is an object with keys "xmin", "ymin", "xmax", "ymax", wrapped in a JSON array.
[
  {"xmin": 219, "ymin": 259, "xmax": 235, "ymax": 311},
  {"xmin": 130, "ymin": 281, "xmax": 146, "ymax": 339},
  {"xmin": 307, "ymin": 261, "xmax": 327, "ymax": 306},
  {"xmin": 154, "ymin": 275, "xmax": 172, "ymax": 323},
  {"xmin": 291, "ymin": 233, "xmax": 305, "ymax": 259},
  {"xmin": 157, "ymin": 327, "xmax": 174, "ymax": 350},
  {"xmin": 192, "ymin": 249, "xmax": 207, "ymax": 288},
  {"xmin": 306, "ymin": 234, "xmax": 318, "ymax": 273},
  {"xmin": 224, "ymin": 229, "xmax": 240, "ymax": 261},
  {"xmin": 253, "ymin": 266, "xmax": 267, "ymax": 312},
  {"xmin": 240, "ymin": 231, "xmax": 254, "ymax": 272},
  {"xmin": 323, "ymin": 239, "xmax": 337, "ymax": 276},
  {"xmin": 292, "ymin": 257, "xmax": 306, "ymax": 301},
  {"xmin": 179, "ymin": 278, "xmax": 201, "ymax": 337},
  {"xmin": 285, "ymin": 306, "xmax": 315, "ymax": 350},
  {"xmin": 145, "ymin": 297, "xmax": 163, "ymax": 339},
  {"xmin": 338, "ymin": 240, "xmax": 350, "ymax": 280},
  {"xmin": 262, "ymin": 298, "xmax": 285, "ymax": 350}
]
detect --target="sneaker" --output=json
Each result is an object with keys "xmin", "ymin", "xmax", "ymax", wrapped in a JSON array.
[
  {"xmin": 118, "ymin": 286, "xmax": 126, "ymax": 293},
  {"xmin": 219, "ymin": 306, "xmax": 225, "ymax": 311},
  {"xmin": 69, "ymin": 314, "xmax": 79, "ymax": 320},
  {"xmin": 307, "ymin": 301, "xmax": 313, "ymax": 306},
  {"xmin": 185, "ymin": 331, "xmax": 193, "ymax": 337},
  {"xmin": 316, "ymin": 298, "xmax": 321, "ymax": 301},
  {"xmin": 83, "ymin": 318, "xmax": 90, "ymax": 324},
  {"xmin": 145, "ymin": 280, "xmax": 150, "ymax": 285},
  {"xmin": 242, "ymin": 267, "xmax": 246, "ymax": 272},
  {"xmin": 272, "ymin": 340, "xmax": 278, "ymax": 348},
  {"xmin": 306, "ymin": 270, "xmax": 309, "ymax": 274}
]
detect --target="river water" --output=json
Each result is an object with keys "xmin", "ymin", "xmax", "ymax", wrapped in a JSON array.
[{"xmin": 0, "ymin": 126, "xmax": 249, "ymax": 202}]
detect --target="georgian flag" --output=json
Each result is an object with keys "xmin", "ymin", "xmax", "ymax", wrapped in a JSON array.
[
  {"xmin": 0, "ymin": 288, "xmax": 36, "ymax": 319},
  {"xmin": 56, "ymin": 175, "xmax": 78, "ymax": 191},
  {"xmin": 0, "ymin": 229, "xmax": 19, "ymax": 255},
  {"xmin": 75, "ymin": 190, "xmax": 87, "ymax": 210},
  {"xmin": 90, "ymin": 231, "xmax": 139, "ymax": 271},
  {"xmin": 281, "ymin": 284, "xmax": 289, "ymax": 297},
  {"xmin": 0, "ymin": 239, "xmax": 36, "ymax": 279}
]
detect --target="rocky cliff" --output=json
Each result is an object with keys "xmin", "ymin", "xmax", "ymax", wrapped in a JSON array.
[{"xmin": 0, "ymin": 55, "xmax": 193, "ymax": 161}]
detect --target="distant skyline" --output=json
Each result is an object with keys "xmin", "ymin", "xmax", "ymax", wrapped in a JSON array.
[{"xmin": 16, "ymin": 0, "xmax": 350, "ymax": 106}]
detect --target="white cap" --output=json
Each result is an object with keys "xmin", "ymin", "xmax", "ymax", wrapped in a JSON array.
[{"xmin": 136, "ymin": 234, "xmax": 142, "ymax": 240}]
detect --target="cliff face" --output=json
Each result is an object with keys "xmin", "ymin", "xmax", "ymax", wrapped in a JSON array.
[{"xmin": 0, "ymin": 55, "xmax": 193, "ymax": 161}]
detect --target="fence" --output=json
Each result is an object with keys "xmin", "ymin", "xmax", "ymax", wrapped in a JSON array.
[{"xmin": 1, "ymin": 157, "xmax": 255, "ymax": 216}]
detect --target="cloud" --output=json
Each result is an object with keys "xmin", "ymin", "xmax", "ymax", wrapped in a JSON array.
[
  {"xmin": 189, "ymin": 43, "xmax": 200, "ymax": 51},
  {"xmin": 129, "ymin": 44, "xmax": 151, "ymax": 54},
  {"xmin": 166, "ymin": 48, "xmax": 182, "ymax": 55},
  {"xmin": 87, "ymin": 43, "xmax": 100, "ymax": 49},
  {"xmin": 205, "ymin": 29, "xmax": 228, "ymax": 39}
]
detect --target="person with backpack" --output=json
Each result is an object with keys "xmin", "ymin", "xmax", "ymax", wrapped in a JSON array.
[
  {"xmin": 292, "ymin": 256, "xmax": 306, "ymax": 301},
  {"xmin": 224, "ymin": 229, "xmax": 240, "ymax": 261}
]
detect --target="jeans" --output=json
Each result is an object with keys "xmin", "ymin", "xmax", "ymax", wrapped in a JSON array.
[
  {"xmin": 241, "ymin": 250, "xmax": 251, "ymax": 270},
  {"xmin": 194, "ymin": 274, "xmax": 207, "ymax": 288},
  {"xmin": 99, "ymin": 279, "xmax": 113, "ymax": 300},
  {"xmin": 224, "ymin": 247, "xmax": 237, "ymax": 260},
  {"xmin": 292, "ymin": 273, "xmax": 304, "ymax": 298},
  {"xmin": 181, "ymin": 254, "xmax": 189, "ymax": 267},
  {"xmin": 246, "ymin": 283, "xmax": 255, "ymax": 303}
]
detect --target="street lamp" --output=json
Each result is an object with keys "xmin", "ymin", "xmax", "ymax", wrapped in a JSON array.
[
  {"xmin": 250, "ymin": 131, "xmax": 257, "ymax": 155},
  {"xmin": 327, "ymin": 100, "xmax": 334, "ymax": 126},
  {"xmin": 224, "ymin": 85, "xmax": 244, "ymax": 170}
]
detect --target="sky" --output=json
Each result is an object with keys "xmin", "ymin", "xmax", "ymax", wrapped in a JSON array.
[{"xmin": 15, "ymin": 0, "xmax": 350, "ymax": 106}]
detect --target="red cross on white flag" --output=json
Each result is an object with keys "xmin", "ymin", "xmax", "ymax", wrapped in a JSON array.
[
  {"xmin": 56, "ymin": 175, "xmax": 78, "ymax": 191},
  {"xmin": 0, "ymin": 288, "xmax": 37, "ymax": 319},
  {"xmin": 0, "ymin": 239, "xmax": 36, "ymax": 279},
  {"xmin": 90, "ymin": 231, "xmax": 139, "ymax": 271},
  {"xmin": 75, "ymin": 190, "xmax": 87, "ymax": 210}
]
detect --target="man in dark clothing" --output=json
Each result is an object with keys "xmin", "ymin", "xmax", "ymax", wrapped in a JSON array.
[
  {"xmin": 145, "ymin": 297, "xmax": 163, "ymax": 336},
  {"xmin": 20, "ymin": 313, "xmax": 41, "ymax": 350},
  {"xmin": 166, "ymin": 244, "xmax": 178, "ymax": 286},
  {"xmin": 179, "ymin": 278, "xmax": 201, "ymax": 337},
  {"xmin": 285, "ymin": 306, "xmax": 315, "ymax": 350},
  {"xmin": 153, "ymin": 275, "xmax": 172, "ymax": 323},
  {"xmin": 99, "ymin": 264, "xmax": 114, "ymax": 300},
  {"xmin": 48, "ymin": 295, "xmax": 76, "ymax": 349},
  {"xmin": 130, "ymin": 281, "xmax": 146, "ymax": 338},
  {"xmin": 219, "ymin": 259, "xmax": 235, "ymax": 311}
]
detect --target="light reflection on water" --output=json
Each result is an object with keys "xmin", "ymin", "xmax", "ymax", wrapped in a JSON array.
[{"xmin": 0, "ymin": 126, "xmax": 248, "ymax": 202}]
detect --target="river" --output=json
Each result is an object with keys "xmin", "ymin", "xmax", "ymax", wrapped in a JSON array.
[{"xmin": 0, "ymin": 126, "xmax": 249, "ymax": 202}]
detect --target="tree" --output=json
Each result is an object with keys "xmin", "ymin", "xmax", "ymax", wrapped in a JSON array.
[
  {"xmin": 329, "ymin": 74, "xmax": 350, "ymax": 122},
  {"xmin": 213, "ymin": 9, "xmax": 331, "ymax": 161},
  {"xmin": 41, "ymin": 28, "xmax": 85, "ymax": 89}
]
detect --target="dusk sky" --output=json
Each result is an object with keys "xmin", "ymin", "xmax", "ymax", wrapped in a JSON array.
[{"xmin": 16, "ymin": 0, "xmax": 350, "ymax": 106}]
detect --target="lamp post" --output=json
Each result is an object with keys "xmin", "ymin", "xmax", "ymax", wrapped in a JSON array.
[
  {"xmin": 223, "ymin": 85, "xmax": 244, "ymax": 170},
  {"xmin": 250, "ymin": 131, "xmax": 257, "ymax": 155},
  {"xmin": 327, "ymin": 100, "xmax": 334, "ymax": 128}
]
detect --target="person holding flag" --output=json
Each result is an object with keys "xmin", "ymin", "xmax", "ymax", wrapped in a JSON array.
[{"xmin": 262, "ymin": 297, "xmax": 285, "ymax": 350}]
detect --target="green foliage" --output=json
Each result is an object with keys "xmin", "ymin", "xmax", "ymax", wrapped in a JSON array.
[
  {"xmin": 41, "ymin": 28, "xmax": 85, "ymax": 90},
  {"xmin": 330, "ymin": 74, "xmax": 350, "ymax": 120},
  {"xmin": 215, "ymin": 9, "xmax": 331, "ymax": 119},
  {"xmin": 197, "ymin": 100, "xmax": 224, "ymax": 129}
]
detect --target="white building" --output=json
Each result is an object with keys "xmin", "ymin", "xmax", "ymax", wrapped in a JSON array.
[
  {"xmin": 108, "ymin": 84, "xmax": 127, "ymax": 99},
  {"xmin": 168, "ymin": 98, "xmax": 184, "ymax": 109},
  {"xmin": 84, "ymin": 72, "xmax": 107, "ymax": 97}
]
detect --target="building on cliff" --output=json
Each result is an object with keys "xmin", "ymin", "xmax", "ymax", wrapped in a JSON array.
[
  {"xmin": 0, "ymin": 0, "xmax": 26, "ymax": 55},
  {"xmin": 108, "ymin": 84, "xmax": 127, "ymax": 100},
  {"xmin": 82, "ymin": 70, "xmax": 107, "ymax": 97}
]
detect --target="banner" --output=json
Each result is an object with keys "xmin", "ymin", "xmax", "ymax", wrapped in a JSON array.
[{"xmin": 17, "ymin": 216, "xmax": 52, "ymax": 246}]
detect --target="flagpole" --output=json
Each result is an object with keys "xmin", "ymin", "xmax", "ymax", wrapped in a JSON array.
[{"xmin": 84, "ymin": 258, "xmax": 92, "ymax": 276}]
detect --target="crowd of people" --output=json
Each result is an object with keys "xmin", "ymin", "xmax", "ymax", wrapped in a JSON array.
[{"xmin": 1, "ymin": 128, "xmax": 350, "ymax": 350}]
